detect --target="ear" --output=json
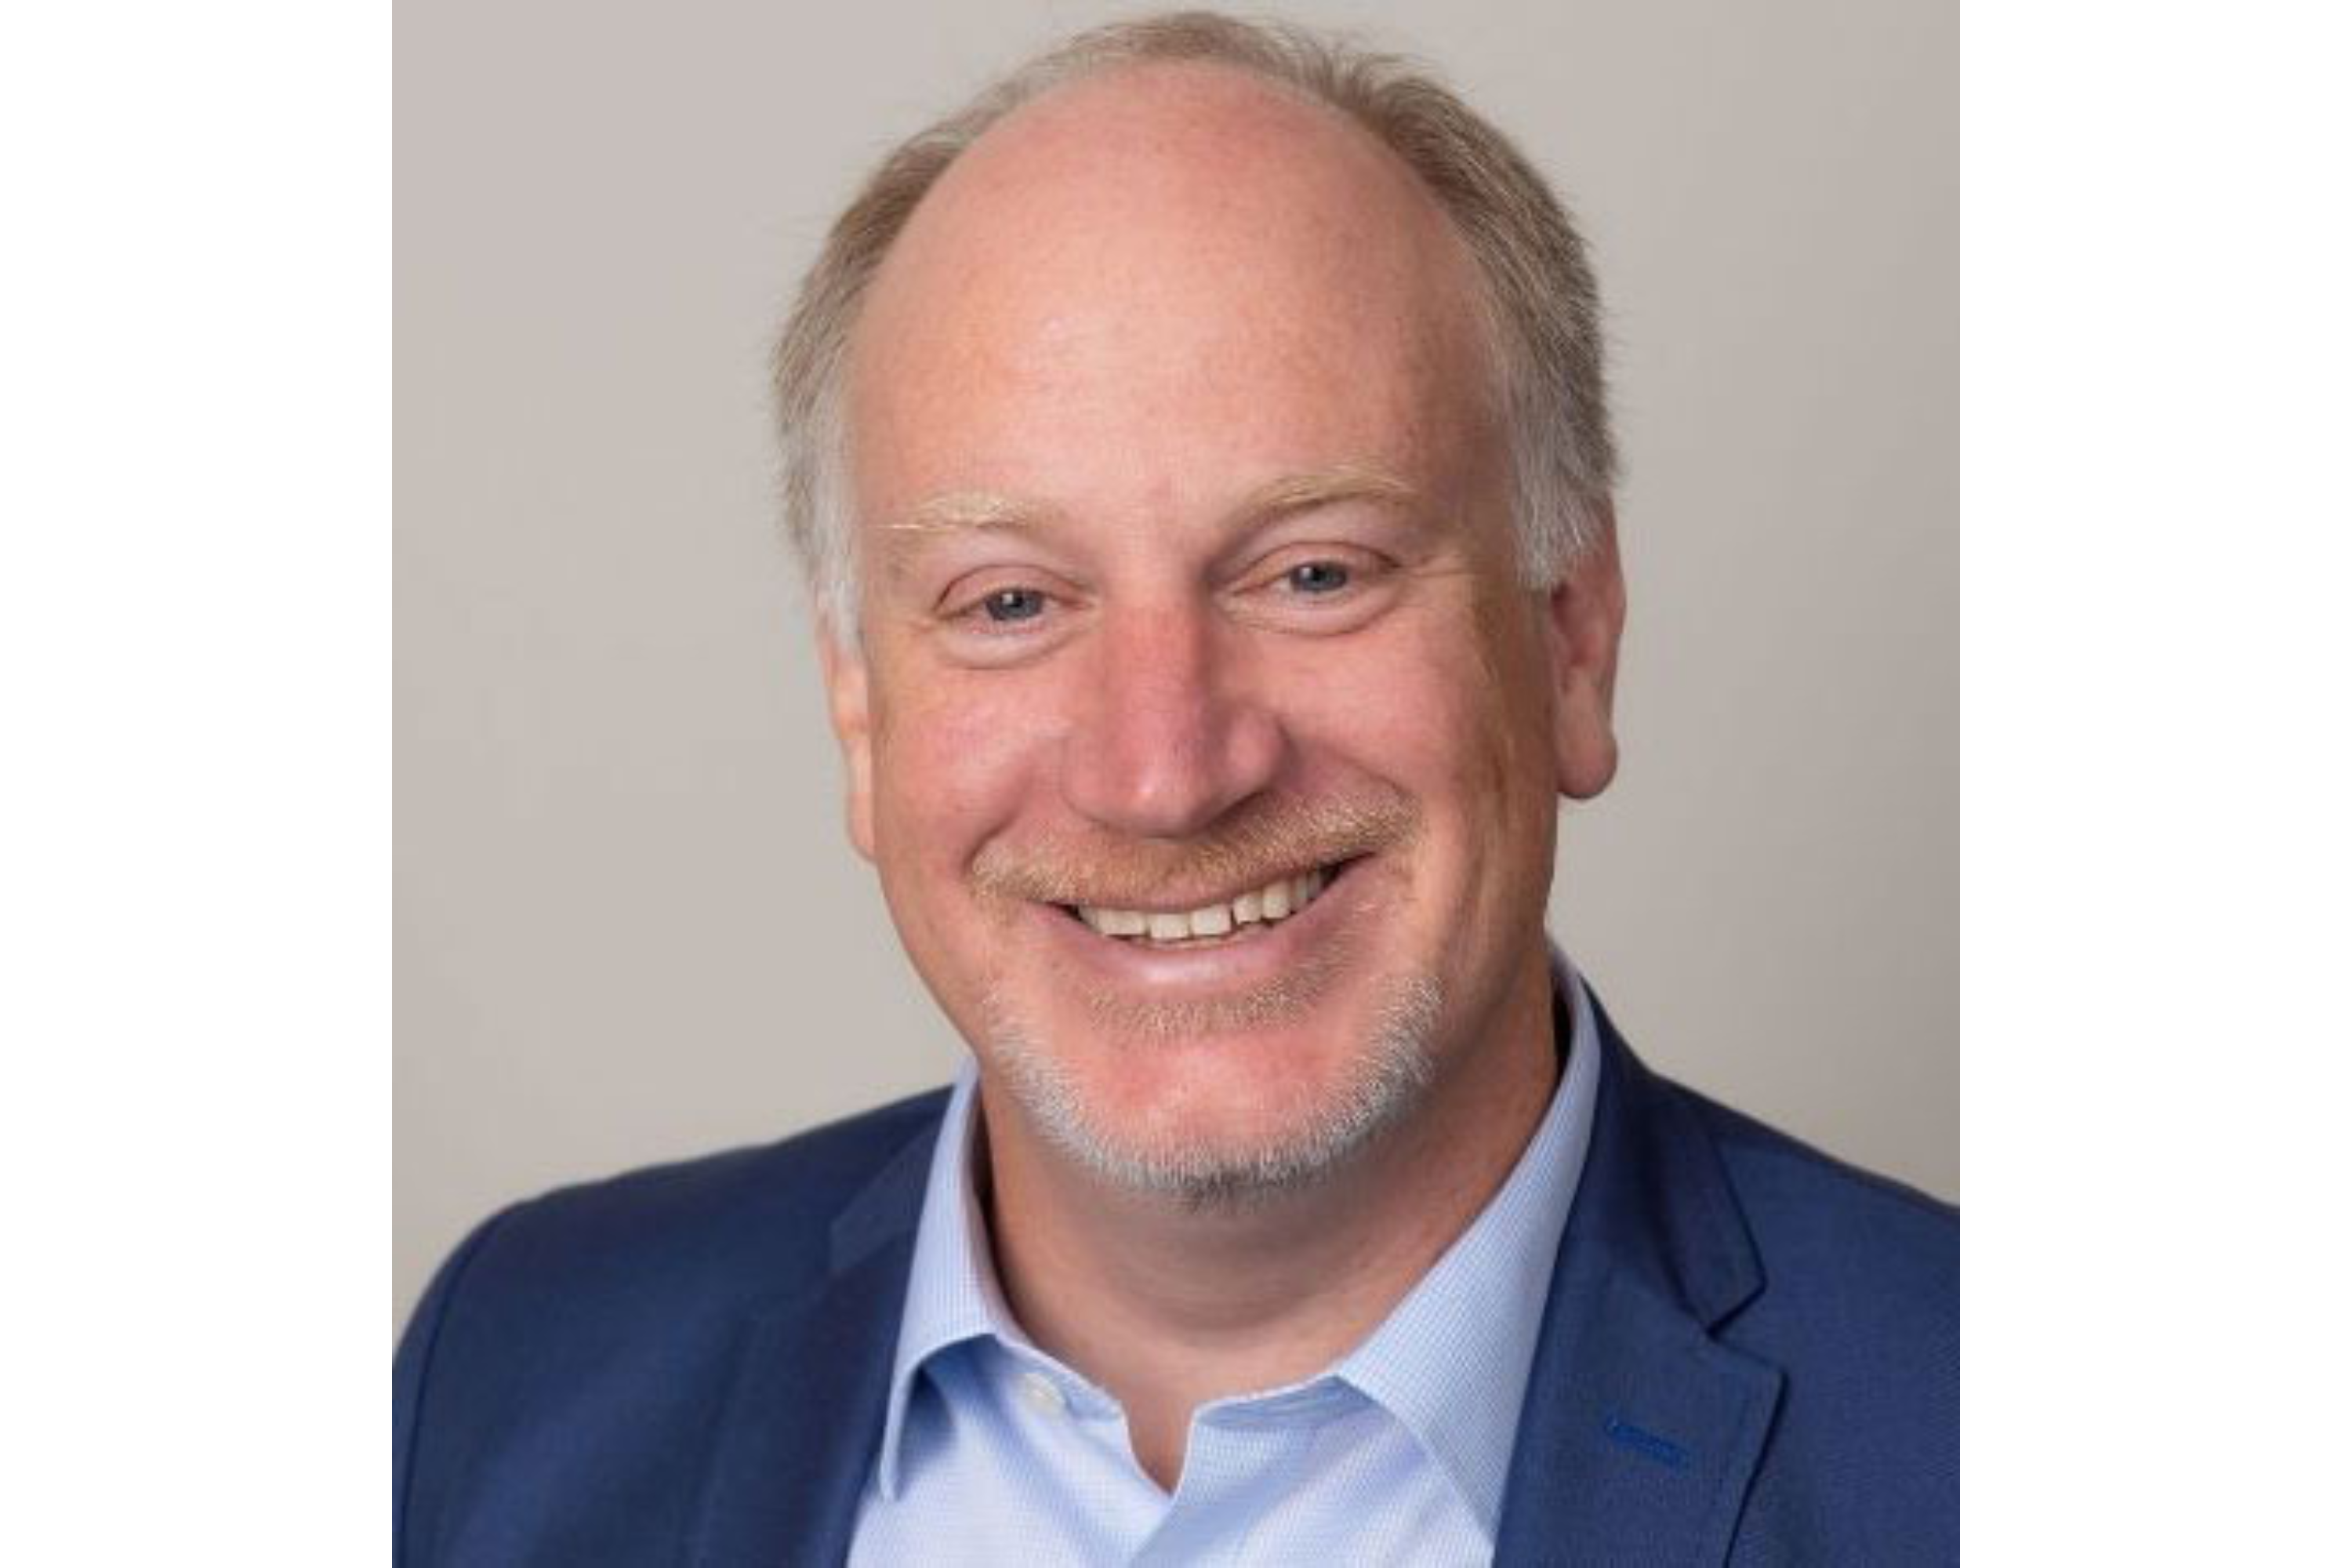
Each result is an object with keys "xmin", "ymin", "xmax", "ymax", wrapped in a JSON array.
[
  {"xmin": 1543, "ymin": 504, "xmax": 1628, "ymax": 801},
  {"xmin": 817, "ymin": 627, "xmax": 877, "ymax": 862}
]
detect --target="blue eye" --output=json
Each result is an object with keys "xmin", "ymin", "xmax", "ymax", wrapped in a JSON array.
[
  {"xmin": 1286, "ymin": 561, "xmax": 1350, "ymax": 595},
  {"xmin": 982, "ymin": 587, "xmax": 1047, "ymax": 622}
]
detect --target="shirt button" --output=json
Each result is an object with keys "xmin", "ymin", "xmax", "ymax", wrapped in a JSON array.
[{"xmin": 1017, "ymin": 1370, "xmax": 1067, "ymax": 1417}]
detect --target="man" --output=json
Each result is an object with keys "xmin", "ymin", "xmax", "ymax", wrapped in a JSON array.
[{"xmin": 396, "ymin": 13, "xmax": 1956, "ymax": 1565}]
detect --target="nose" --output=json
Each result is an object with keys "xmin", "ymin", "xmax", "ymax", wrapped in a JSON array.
[{"xmin": 1058, "ymin": 600, "xmax": 1285, "ymax": 839}]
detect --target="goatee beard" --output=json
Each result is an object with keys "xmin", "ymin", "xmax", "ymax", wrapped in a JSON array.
[{"xmin": 980, "ymin": 972, "xmax": 1443, "ymax": 1212}]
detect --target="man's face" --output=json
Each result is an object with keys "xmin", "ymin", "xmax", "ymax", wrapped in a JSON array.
[{"xmin": 824, "ymin": 66, "xmax": 1622, "ymax": 1200}]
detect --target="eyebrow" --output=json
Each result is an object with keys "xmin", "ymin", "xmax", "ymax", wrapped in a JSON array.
[
  {"xmin": 884, "ymin": 490, "xmax": 1061, "ymax": 548},
  {"xmin": 1233, "ymin": 463, "xmax": 1421, "ymax": 523},
  {"xmin": 881, "ymin": 463, "xmax": 1425, "ymax": 564}
]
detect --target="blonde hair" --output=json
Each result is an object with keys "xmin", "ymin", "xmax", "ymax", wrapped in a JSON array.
[{"xmin": 772, "ymin": 10, "xmax": 1617, "ymax": 634}]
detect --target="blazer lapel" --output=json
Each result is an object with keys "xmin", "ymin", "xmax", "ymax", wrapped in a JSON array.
[
  {"xmin": 688, "ymin": 1123, "xmax": 935, "ymax": 1568},
  {"xmin": 1494, "ymin": 1004, "xmax": 1784, "ymax": 1568}
]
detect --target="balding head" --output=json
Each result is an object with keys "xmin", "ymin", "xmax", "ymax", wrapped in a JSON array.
[{"xmin": 848, "ymin": 60, "xmax": 1504, "ymax": 581}]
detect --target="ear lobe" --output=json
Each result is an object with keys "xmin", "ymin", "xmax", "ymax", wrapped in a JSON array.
[
  {"xmin": 817, "ymin": 630, "xmax": 877, "ymax": 862},
  {"xmin": 1544, "ymin": 510, "xmax": 1628, "ymax": 801}
]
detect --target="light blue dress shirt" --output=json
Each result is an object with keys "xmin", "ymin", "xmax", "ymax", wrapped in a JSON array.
[{"xmin": 848, "ymin": 963, "xmax": 1602, "ymax": 1566}]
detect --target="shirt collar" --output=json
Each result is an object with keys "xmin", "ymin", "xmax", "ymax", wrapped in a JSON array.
[
  {"xmin": 872, "ymin": 949, "xmax": 1603, "ymax": 1534},
  {"xmin": 873, "ymin": 1054, "xmax": 1004, "ymax": 1499},
  {"xmin": 1330, "ymin": 953, "xmax": 1601, "ymax": 1535}
]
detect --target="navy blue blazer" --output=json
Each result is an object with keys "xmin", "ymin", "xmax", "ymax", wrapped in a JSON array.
[{"xmin": 396, "ymin": 1000, "xmax": 1957, "ymax": 1565}]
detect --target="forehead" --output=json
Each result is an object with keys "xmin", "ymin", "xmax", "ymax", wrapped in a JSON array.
[{"xmin": 845, "ymin": 63, "xmax": 1502, "ymax": 530}]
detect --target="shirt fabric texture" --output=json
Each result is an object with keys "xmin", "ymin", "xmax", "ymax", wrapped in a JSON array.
[{"xmin": 848, "ymin": 962, "xmax": 1603, "ymax": 1566}]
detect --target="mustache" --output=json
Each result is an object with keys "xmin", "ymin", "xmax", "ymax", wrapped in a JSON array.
[{"xmin": 969, "ymin": 787, "xmax": 1419, "ymax": 907}]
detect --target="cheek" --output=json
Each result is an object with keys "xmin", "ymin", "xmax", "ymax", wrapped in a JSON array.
[
  {"xmin": 1287, "ymin": 611, "xmax": 1543, "ymax": 810},
  {"xmin": 871, "ymin": 666, "xmax": 1053, "ymax": 864},
  {"xmin": 1281, "ymin": 607, "xmax": 1557, "ymax": 970}
]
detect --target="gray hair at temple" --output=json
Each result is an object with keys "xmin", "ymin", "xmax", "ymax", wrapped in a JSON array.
[{"xmin": 771, "ymin": 9, "xmax": 1618, "ymax": 637}]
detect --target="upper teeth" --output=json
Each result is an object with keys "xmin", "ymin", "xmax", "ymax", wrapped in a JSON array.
[{"xmin": 1079, "ymin": 868, "xmax": 1330, "ymax": 942}]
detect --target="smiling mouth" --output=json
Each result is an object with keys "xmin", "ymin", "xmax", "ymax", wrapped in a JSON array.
[{"xmin": 1057, "ymin": 861, "xmax": 1350, "ymax": 949}]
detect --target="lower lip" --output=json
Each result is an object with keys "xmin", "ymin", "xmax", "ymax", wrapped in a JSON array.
[{"xmin": 1033, "ymin": 862, "xmax": 1363, "ymax": 995}]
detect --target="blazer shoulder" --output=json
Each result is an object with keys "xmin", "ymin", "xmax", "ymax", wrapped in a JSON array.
[
  {"xmin": 1694, "ymin": 1084, "xmax": 1951, "ymax": 1203},
  {"xmin": 1687, "ymin": 1087, "xmax": 1955, "ymax": 1265},
  {"xmin": 417, "ymin": 1086, "xmax": 949, "ymax": 1330},
  {"xmin": 1668, "ymin": 1079, "xmax": 1955, "ymax": 1375},
  {"xmin": 395, "ymin": 1091, "xmax": 949, "ymax": 1563}
]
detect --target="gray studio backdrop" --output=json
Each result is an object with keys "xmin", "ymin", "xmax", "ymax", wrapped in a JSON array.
[{"xmin": 396, "ymin": 0, "xmax": 1955, "ymax": 1324}]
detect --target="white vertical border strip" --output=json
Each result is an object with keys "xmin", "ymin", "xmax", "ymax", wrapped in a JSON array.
[
  {"xmin": 0, "ymin": 2, "xmax": 387, "ymax": 1560},
  {"xmin": 1967, "ymin": 0, "xmax": 2351, "ymax": 1555}
]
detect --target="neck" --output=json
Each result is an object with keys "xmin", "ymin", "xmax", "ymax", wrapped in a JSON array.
[{"xmin": 978, "ymin": 950, "xmax": 1560, "ymax": 1490}]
